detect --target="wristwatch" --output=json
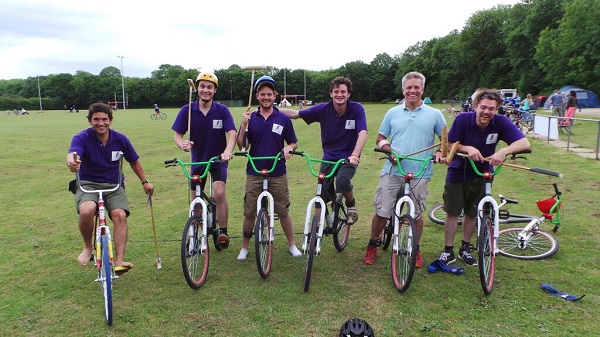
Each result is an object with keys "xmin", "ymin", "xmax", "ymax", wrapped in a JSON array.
[{"xmin": 141, "ymin": 179, "xmax": 150, "ymax": 185}]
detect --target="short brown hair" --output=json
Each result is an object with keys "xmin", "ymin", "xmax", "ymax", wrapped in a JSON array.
[
  {"xmin": 473, "ymin": 89, "xmax": 501, "ymax": 107},
  {"xmin": 330, "ymin": 76, "xmax": 353, "ymax": 94},
  {"xmin": 87, "ymin": 102, "xmax": 113, "ymax": 121}
]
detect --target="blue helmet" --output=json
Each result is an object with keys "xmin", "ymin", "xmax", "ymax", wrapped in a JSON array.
[
  {"xmin": 254, "ymin": 75, "xmax": 277, "ymax": 92},
  {"xmin": 339, "ymin": 318, "xmax": 375, "ymax": 337}
]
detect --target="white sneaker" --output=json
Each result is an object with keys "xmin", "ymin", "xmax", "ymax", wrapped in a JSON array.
[
  {"xmin": 289, "ymin": 245, "xmax": 302, "ymax": 258},
  {"xmin": 237, "ymin": 248, "xmax": 249, "ymax": 261}
]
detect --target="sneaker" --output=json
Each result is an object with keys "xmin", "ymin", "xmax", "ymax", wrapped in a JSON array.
[
  {"xmin": 237, "ymin": 248, "xmax": 249, "ymax": 261},
  {"xmin": 363, "ymin": 245, "xmax": 378, "ymax": 265},
  {"xmin": 289, "ymin": 245, "xmax": 302, "ymax": 258},
  {"xmin": 346, "ymin": 206, "xmax": 358, "ymax": 225},
  {"xmin": 416, "ymin": 251, "xmax": 424, "ymax": 269},
  {"xmin": 439, "ymin": 250, "xmax": 456, "ymax": 265},
  {"xmin": 218, "ymin": 232, "xmax": 230, "ymax": 249},
  {"xmin": 459, "ymin": 244, "xmax": 478, "ymax": 266}
]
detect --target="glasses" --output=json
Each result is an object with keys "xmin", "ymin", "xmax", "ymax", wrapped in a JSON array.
[{"xmin": 479, "ymin": 92, "xmax": 501, "ymax": 101}]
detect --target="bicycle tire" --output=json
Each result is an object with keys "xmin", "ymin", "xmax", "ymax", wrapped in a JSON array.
[
  {"xmin": 429, "ymin": 203, "xmax": 536, "ymax": 226},
  {"xmin": 478, "ymin": 212, "xmax": 496, "ymax": 295},
  {"xmin": 391, "ymin": 214, "xmax": 417, "ymax": 293},
  {"xmin": 100, "ymin": 235, "xmax": 113, "ymax": 326},
  {"xmin": 332, "ymin": 194, "xmax": 350, "ymax": 252},
  {"xmin": 150, "ymin": 114, "xmax": 157, "ymax": 120},
  {"xmin": 255, "ymin": 207, "xmax": 273, "ymax": 279},
  {"xmin": 497, "ymin": 227, "xmax": 559, "ymax": 260},
  {"xmin": 304, "ymin": 216, "xmax": 318, "ymax": 292},
  {"xmin": 209, "ymin": 201, "xmax": 222, "ymax": 251},
  {"xmin": 181, "ymin": 216, "xmax": 209, "ymax": 289},
  {"xmin": 379, "ymin": 217, "xmax": 393, "ymax": 250},
  {"xmin": 160, "ymin": 113, "xmax": 167, "ymax": 120}
]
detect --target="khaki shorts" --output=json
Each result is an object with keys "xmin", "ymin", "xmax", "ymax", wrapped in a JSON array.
[
  {"xmin": 75, "ymin": 180, "xmax": 130, "ymax": 217},
  {"xmin": 442, "ymin": 179, "xmax": 486, "ymax": 218},
  {"xmin": 243, "ymin": 174, "xmax": 290, "ymax": 218},
  {"xmin": 372, "ymin": 174, "xmax": 429, "ymax": 219}
]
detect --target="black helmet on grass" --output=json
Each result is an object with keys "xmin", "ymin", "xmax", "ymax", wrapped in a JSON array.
[{"xmin": 339, "ymin": 318, "xmax": 375, "ymax": 337}]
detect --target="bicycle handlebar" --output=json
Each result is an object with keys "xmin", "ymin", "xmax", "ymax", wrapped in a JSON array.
[
  {"xmin": 164, "ymin": 156, "xmax": 220, "ymax": 180},
  {"xmin": 456, "ymin": 153, "xmax": 563, "ymax": 178},
  {"xmin": 289, "ymin": 150, "xmax": 347, "ymax": 179},
  {"xmin": 374, "ymin": 147, "xmax": 433, "ymax": 178},
  {"xmin": 233, "ymin": 151, "xmax": 283, "ymax": 174},
  {"xmin": 73, "ymin": 151, "xmax": 124, "ymax": 194}
]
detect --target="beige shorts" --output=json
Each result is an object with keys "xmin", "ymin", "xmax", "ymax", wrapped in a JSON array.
[
  {"xmin": 243, "ymin": 174, "xmax": 290, "ymax": 218},
  {"xmin": 372, "ymin": 174, "xmax": 429, "ymax": 219},
  {"xmin": 75, "ymin": 180, "xmax": 130, "ymax": 217}
]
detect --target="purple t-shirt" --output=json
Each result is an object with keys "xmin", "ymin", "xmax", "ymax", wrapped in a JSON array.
[
  {"xmin": 69, "ymin": 128, "xmax": 139, "ymax": 185},
  {"xmin": 172, "ymin": 100, "xmax": 236, "ymax": 171},
  {"xmin": 299, "ymin": 100, "xmax": 367, "ymax": 160},
  {"xmin": 246, "ymin": 107, "xmax": 298, "ymax": 177},
  {"xmin": 446, "ymin": 112, "xmax": 525, "ymax": 183}
]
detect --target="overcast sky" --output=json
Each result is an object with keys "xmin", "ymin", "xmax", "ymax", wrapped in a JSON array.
[{"xmin": 0, "ymin": 0, "xmax": 520, "ymax": 80}]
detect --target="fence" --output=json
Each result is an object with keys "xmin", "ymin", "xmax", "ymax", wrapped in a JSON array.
[{"xmin": 530, "ymin": 113, "xmax": 600, "ymax": 160}]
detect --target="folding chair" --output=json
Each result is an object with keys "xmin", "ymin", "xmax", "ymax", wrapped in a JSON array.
[{"xmin": 559, "ymin": 107, "xmax": 575, "ymax": 134}]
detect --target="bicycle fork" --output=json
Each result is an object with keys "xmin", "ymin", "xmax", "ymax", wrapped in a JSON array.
[
  {"xmin": 518, "ymin": 217, "xmax": 545, "ymax": 249},
  {"xmin": 95, "ymin": 194, "xmax": 116, "ymax": 281},
  {"xmin": 477, "ymin": 195, "xmax": 500, "ymax": 254},
  {"xmin": 256, "ymin": 179, "xmax": 275, "ymax": 243},
  {"xmin": 189, "ymin": 191, "xmax": 208, "ymax": 253},
  {"xmin": 302, "ymin": 197, "xmax": 326, "ymax": 255}
]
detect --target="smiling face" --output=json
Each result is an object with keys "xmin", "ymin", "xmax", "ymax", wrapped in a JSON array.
[
  {"xmin": 474, "ymin": 98, "xmax": 498, "ymax": 128},
  {"xmin": 88, "ymin": 112, "xmax": 112, "ymax": 137},
  {"xmin": 402, "ymin": 77, "xmax": 424, "ymax": 109},
  {"xmin": 198, "ymin": 80, "xmax": 216, "ymax": 102},
  {"xmin": 256, "ymin": 85, "xmax": 276, "ymax": 110},
  {"xmin": 330, "ymin": 84, "xmax": 350, "ymax": 106}
]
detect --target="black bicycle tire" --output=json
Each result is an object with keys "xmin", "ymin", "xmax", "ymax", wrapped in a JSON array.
[
  {"xmin": 497, "ymin": 227, "xmax": 559, "ymax": 260},
  {"xmin": 304, "ymin": 216, "xmax": 318, "ymax": 292},
  {"xmin": 150, "ymin": 114, "xmax": 157, "ymax": 120},
  {"xmin": 391, "ymin": 214, "xmax": 417, "ymax": 293},
  {"xmin": 255, "ymin": 207, "xmax": 273, "ymax": 279},
  {"xmin": 380, "ymin": 217, "xmax": 393, "ymax": 250},
  {"xmin": 181, "ymin": 216, "xmax": 209, "ymax": 290},
  {"xmin": 160, "ymin": 113, "xmax": 167, "ymax": 120},
  {"xmin": 209, "ymin": 201, "xmax": 222, "ymax": 252},
  {"xmin": 478, "ymin": 213, "xmax": 495, "ymax": 295},
  {"xmin": 100, "ymin": 235, "xmax": 113, "ymax": 326},
  {"xmin": 332, "ymin": 194, "xmax": 350, "ymax": 252}
]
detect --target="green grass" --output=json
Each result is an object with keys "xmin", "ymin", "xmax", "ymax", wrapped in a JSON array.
[{"xmin": 1, "ymin": 105, "xmax": 599, "ymax": 336}]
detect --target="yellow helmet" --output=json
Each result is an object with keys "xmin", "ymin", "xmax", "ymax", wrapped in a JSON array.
[{"xmin": 196, "ymin": 72, "xmax": 218, "ymax": 88}]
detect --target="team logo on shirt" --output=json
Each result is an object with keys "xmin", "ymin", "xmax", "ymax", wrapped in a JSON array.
[
  {"xmin": 486, "ymin": 133, "xmax": 498, "ymax": 144},
  {"xmin": 345, "ymin": 120, "xmax": 356, "ymax": 129},
  {"xmin": 213, "ymin": 120, "xmax": 223, "ymax": 129},
  {"xmin": 272, "ymin": 123, "xmax": 283, "ymax": 135},
  {"xmin": 111, "ymin": 151, "xmax": 123, "ymax": 161}
]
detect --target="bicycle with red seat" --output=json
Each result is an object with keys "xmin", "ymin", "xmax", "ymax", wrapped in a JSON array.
[
  {"xmin": 164, "ymin": 156, "xmax": 223, "ymax": 289},
  {"xmin": 234, "ymin": 151, "xmax": 284, "ymax": 279},
  {"xmin": 73, "ymin": 152, "xmax": 123, "ymax": 326},
  {"xmin": 289, "ymin": 151, "xmax": 350, "ymax": 292},
  {"xmin": 373, "ymin": 148, "xmax": 437, "ymax": 293},
  {"xmin": 497, "ymin": 183, "xmax": 562, "ymax": 260},
  {"xmin": 446, "ymin": 143, "xmax": 562, "ymax": 294}
]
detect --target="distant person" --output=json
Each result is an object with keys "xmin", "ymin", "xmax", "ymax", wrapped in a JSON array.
[
  {"xmin": 66, "ymin": 102, "xmax": 154, "ymax": 273},
  {"xmin": 154, "ymin": 103, "xmax": 161, "ymax": 116},
  {"xmin": 172, "ymin": 72, "xmax": 237, "ymax": 249},
  {"xmin": 280, "ymin": 76, "xmax": 368, "ymax": 227},
  {"xmin": 548, "ymin": 90, "xmax": 564, "ymax": 117},
  {"xmin": 519, "ymin": 94, "xmax": 533, "ymax": 112},
  {"xmin": 563, "ymin": 90, "xmax": 582, "ymax": 134},
  {"xmin": 236, "ymin": 75, "xmax": 301, "ymax": 260}
]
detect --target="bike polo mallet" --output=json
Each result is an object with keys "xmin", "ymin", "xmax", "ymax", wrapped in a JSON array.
[
  {"xmin": 146, "ymin": 193, "xmax": 162, "ymax": 270},
  {"xmin": 240, "ymin": 65, "xmax": 266, "ymax": 151},
  {"xmin": 186, "ymin": 79, "xmax": 197, "ymax": 149}
]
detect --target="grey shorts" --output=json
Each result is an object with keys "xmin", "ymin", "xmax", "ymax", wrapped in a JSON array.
[
  {"xmin": 243, "ymin": 174, "xmax": 290, "ymax": 218},
  {"xmin": 442, "ymin": 179, "xmax": 486, "ymax": 218},
  {"xmin": 372, "ymin": 174, "xmax": 429, "ymax": 219},
  {"xmin": 75, "ymin": 180, "xmax": 130, "ymax": 217}
]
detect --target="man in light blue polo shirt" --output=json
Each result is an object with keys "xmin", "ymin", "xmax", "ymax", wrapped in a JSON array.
[{"xmin": 363, "ymin": 71, "xmax": 447, "ymax": 268}]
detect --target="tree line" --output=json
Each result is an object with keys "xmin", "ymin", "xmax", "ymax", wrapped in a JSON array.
[{"xmin": 0, "ymin": 0, "xmax": 597, "ymax": 111}]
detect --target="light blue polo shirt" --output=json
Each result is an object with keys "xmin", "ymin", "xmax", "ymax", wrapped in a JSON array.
[{"xmin": 378, "ymin": 103, "xmax": 446, "ymax": 178}]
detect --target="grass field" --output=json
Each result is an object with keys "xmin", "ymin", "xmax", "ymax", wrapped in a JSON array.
[{"xmin": 1, "ymin": 104, "xmax": 599, "ymax": 336}]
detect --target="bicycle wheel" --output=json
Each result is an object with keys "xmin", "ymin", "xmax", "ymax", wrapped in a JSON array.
[
  {"xmin": 208, "ymin": 201, "xmax": 222, "ymax": 251},
  {"xmin": 332, "ymin": 194, "xmax": 350, "ymax": 252},
  {"xmin": 100, "ymin": 235, "xmax": 113, "ymax": 326},
  {"xmin": 255, "ymin": 207, "xmax": 273, "ymax": 279},
  {"xmin": 150, "ymin": 114, "xmax": 157, "ymax": 120},
  {"xmin": 379, "ymin": 217, "xmax": 393, "ymax": 250},
  {"xmin": 304, "ymin": 216, "xmax": 318, "ymax": 292},
  {"xmin": 429, "ymin": 203, "xmax": 463, "ymax": 226},
  {"xmin": 478, "ymin": 213, "xmax": 495, "ymax": 295},
  {"xmin": 390, "ymin": 214, "xmax": 417, "ymax": 293},
  {"xmin": 160, "ymin": 113, "xmax": 167, "ymax": 120},
  {"xmin": 497, "ymin": 227, "xmax": 559, "ymax": 260},
  {"xmin": 181, "ymin": 216, "xmax": 209, "ymax": 289}
]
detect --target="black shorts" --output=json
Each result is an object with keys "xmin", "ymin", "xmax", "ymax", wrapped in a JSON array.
[{"xmin": 442, "ymin": 179, "xmax": 486, "ymax": 218}]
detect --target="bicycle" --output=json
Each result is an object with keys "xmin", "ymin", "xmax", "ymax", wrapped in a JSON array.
[
  {"xmin": 150, "ymin": 110, "xmax": 167, "ymax": 120},
  {"xmin": 234, "ymin": 151, "xmax": 284, "ymax": 279},
  {"xmin": 164, "ymin": 156, "xmax": 223, "ymax": 289},
  {"xmin": 373, "ymin": 148, "xmax": 438, "ymax": 293},
  {"xmin": 446, "ymin": 143, "xmax": 562, "ymax": 295},
  {"xmin": 289, "ymin": 151, "xmax": 350, "ymax": 292},
  {"xmin": 73, "ymin": 152, "xmax": 123, "ymax": 326},
  {"xmin": 497, "ymin": 183, "xmax": 562, "ymax": 260}
]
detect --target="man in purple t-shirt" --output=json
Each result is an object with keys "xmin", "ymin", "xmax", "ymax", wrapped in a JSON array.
[
  {"xmin": 280, "ymin": 76, "xmax": 368, "ymax": 225},
  {"xmin": 172, "ymin": 72, "xmax": 237, "ymax": 249},
  {"xmin": 236, "ymin": 75, "xmax": 301, "ymax": 261},
  {"xmin": 66, "ymin": 102, "xmax": 154, "ymax": 274},
  {"xmin": 439, "ymin": 89, "xmax": 530, "ymax": 266}
]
